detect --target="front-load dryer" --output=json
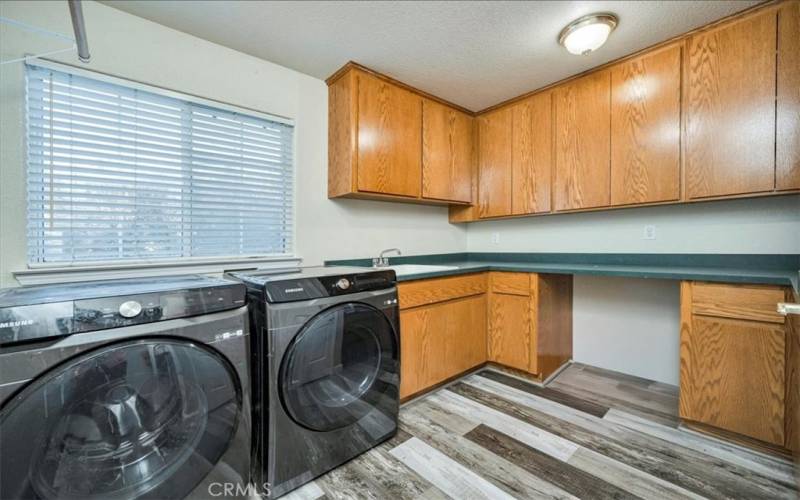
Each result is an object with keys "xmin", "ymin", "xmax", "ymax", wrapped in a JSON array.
[
  {"xmin": 227, "ymin": 267, "xmax": 399, "ymax": 498},
  {"xmin": 0, "ymin": 276, "xmax": 252, "ymax": 500}
]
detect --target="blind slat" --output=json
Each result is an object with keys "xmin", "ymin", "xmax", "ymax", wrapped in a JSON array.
[{"xmin": 26, "ymin": 64, "xmax": 294, "ymax": 264}]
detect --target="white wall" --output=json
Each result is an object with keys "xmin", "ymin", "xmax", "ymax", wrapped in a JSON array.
[
  {"xmin": 467, "ymin": 195, "xmax": 800, "ymax": 254},
  {"xmin": 468, "ymin": 196, "xmax": 799, "ymax": 384},
  {"xmin": 573, "ymin": 276, "xmax": 680, "ymax": 385},
  {"xmin": 0, "ymin": 1, "xmax": 465, "ymax": 287}
]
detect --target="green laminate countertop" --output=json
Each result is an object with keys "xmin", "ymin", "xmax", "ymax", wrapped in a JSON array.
[{"xmin": 325, "ymin": 253, "xmax": 800, "ymax": 293}]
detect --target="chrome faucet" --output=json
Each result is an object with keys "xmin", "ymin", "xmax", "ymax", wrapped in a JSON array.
[{"xmin": 373, "ymin": 248, "xmax": 401, "ymax": 267}]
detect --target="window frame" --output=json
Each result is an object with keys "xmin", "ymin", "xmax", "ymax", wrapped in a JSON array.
[{"xmin": 15, "ymin": 59, "xmax": 299, "ymax": 284}]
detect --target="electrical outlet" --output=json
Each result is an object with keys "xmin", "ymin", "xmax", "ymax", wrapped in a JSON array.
[
  {"xmin": 643, "ymin": 225, "xmax": 656, "ymax": 240},
  {"xmin": 491, "ymin": 232, "xmax": 500, "ymax": 245}
]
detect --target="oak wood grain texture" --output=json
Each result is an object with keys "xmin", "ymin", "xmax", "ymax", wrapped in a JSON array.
[
  {"xmin": 398, "ymin": 273, "xmax": 487, "ymax": 310},
  {"xmin": 356, "ymin": 70, "xmax": 422, "ymax": 198},
  {"xmin": 477, "ymin": 107, "xmax": 513, "ymax": 218},
  {"xmin": 777, "ymin": 1, "xmax": 800, "ymax": 190},
  {"xmin": 489, "ymin": 272, "xmax": 530, "ymax": 296},
  {"xmin": 448, "ymin": 120, "xmax": 481, "ymax": 222},
  {"xmin": 327, "ymin": 70, "xmax": 356, "ymax": 197},
  {"xmin": 785, "ymin": 288, "xmax": 800, "ymax": 453},
  {"xmin": 685, "ymin": 9, "xmax": 777, "ymax": 199},
  {"xmin": 399, "ymin": 294, "xmax": 487, "ymax": 399},
  {"xmin": 422, "ymin": 100, "xmax": 474, "ymax": 202},
  {"xmin": 691, "ymin": 281, "xmax": 786, "ymax": 324},
  {"xmin": 511, "ymin": 92, "xmax": 552, "ymax": 215},
  {"xmin": 534, "ymin": 274, "xmax": 573, "ymax": 379},
  {"xmin": 680, "ymin": 312, "xmax": 786, "ymax": 446},
  {"xmin": 326, "ymin": 61, "xmax": 472, "ymax": 115},
  {"xmin": 554, "ymin": 70, "xmax": 612, "ymax": 211},
  {"xmin": 610, "ymin": 44, "xmax": 682, "ymax": 206},
  {"xmin": 488, "ymin": 290, "xmax": 531, "ymax": 372}
]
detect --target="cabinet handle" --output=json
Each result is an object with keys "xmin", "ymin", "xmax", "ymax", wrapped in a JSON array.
[{"xmin": 777, "ymin": 303, "xmax": 800, "ymax": 316}]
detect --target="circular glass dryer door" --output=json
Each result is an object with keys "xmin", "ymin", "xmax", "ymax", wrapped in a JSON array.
[
  {"xmin": 0, "ymin": 340, "xmax": 241, "ymax": 500},
  {"xmin": 279, "ymin": 302, "xmax": 398, "ymax": 432}
]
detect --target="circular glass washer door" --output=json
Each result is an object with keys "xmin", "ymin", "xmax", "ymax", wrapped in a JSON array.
[
  {"xmin": 279, "ymin": 302, "xmax": 398, "ymax": 432},
  {"xmin": 0, "ymin": 339, "xmax": 241, "ymax": 500}
]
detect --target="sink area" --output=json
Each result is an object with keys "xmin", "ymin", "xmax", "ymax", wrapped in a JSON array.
[{"xmin": 382, "ymin": 264, "xmax": 459, "ymax": 276}]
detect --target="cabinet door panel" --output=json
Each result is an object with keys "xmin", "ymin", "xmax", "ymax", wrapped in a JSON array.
[
  {"xmin": 478, "ymin": 108, "xmax": 513, "ymax": 217},
  {"xmin": 555, "ymin": 71, "xmax": 611, "ymax": 210},
  {"xmin": 400, "ymin": 295, "xmax": 487, "ymax": 398},
  {"xmin": 777, "ymin": 2, "xmax": 800, "ymax": 190},
  {"xmin": 611, "ymin": 45, "xmax": 681, "ymax": 205},
  {"xmin": 357, "ymin": 72, "xmax": 422, "ymax": 197},
  {"xmin": 448, "ymin": 295, "xmax": 488, "ymax": 374},
  {"xmin": 422, "ymin": 100, "xmax": 474, "ymax": 202},
  {"xmin": 680, "ymin": 315, "xmax": 785, "ymax": 445},
  {"xmin": 685, "ymin": 10, "xmax": 776, "ymax": 199},
  {"xmin": 512, "ymin": 92, "xmax": 552, "ymax": 214},
  {"xmin": 489, "ymin": 293, "xmax": 531, "ymax": 371}
]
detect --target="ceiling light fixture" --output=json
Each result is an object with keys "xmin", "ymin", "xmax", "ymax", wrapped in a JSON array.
[{"xmin": 558, "ymin": 13, "xmax": 618, "ymax": 55}]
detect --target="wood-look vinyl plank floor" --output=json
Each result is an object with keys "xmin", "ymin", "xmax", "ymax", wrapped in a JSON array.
[{"xmin": 278, "ymin": 364, "xmax": 797, "ymax": 499}]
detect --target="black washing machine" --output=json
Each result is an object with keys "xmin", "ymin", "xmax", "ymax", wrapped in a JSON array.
[
  {"xmin": 0, "ymin": 276, "xmax": 252, "ymax": 499},
  {"xmin": 227, "ymin": 267, "xmax": 400, "ymax": 498}
]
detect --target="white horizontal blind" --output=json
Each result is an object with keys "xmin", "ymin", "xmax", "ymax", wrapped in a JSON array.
[{"xmin": 25, "ymin": 64, "xmax": 294, "ymax": 265}]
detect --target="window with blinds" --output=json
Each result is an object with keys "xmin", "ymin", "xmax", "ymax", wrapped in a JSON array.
[{"xmin": 25, "ymin": 63, "xmax": 294, "ymax": 266}]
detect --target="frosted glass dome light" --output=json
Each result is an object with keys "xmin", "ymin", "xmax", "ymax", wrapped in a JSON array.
[{"xmin": 559, "ymin": 14, "xmax": 618, "ymax": 55}]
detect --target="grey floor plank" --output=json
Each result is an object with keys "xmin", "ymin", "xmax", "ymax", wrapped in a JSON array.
[
  {"xmin": 389, "ymin": 437, "xmax": 517, "ymax": 500},
  {"xmin": 455, "ymin": 376, "xmax": 797, "ymax": 499},
  {"xmin": 402, "ymin": 399, "xmax": 579, "ymax": 499},
  {"xmin": 547, "ymin": 377, "xmax": 681, "ymax": 427},
  {"xmin": 426, "ymin": 389, "xmax": 580, "ymax": 461},
  {"xmin": 465, "ymin": 424, "xmax": 638, "ymax": 500},
  {"xmin": 480, "ymin": 369, "xmax": 610, "ymax": 418},
  {"xmin": 603, "ymin": 408, "xmax": 796, "ymax": 486}
]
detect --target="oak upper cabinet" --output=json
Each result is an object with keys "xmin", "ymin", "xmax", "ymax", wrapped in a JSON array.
[
  {"xmin": 680, "ymin": 282, "xmax": 789, "ymax": 446},
  {"xmin": 422, "ymin": 99, "xmax": 474, "ymax": 203},
  {"xmin": 328, "ymin": 64, "xmax": 473, "ymax": 204},
  {"xmin": 777, "ymin": 1, "xmax": 800, "ymax": 190},
  {"xmin": 610, "ymin": 44, "xmax": 682, "ymax": 205},
  {"xmin": 685, "ymin": 9, "xmax": 777, "ymax": 199},
  {"xmin": 478, "ymin": 107, "xmax": 513, "ymax": 217},
  {"xmin": 554, "ymin": 70, "xmax": 612, "ymax": 211},
  {"xmin": 511, "ymin": 92, "xmax": 553, "ymax": 215},
  {"xmin": 356, "ymin": 71, "xmax": 422, "ymax": 197}
]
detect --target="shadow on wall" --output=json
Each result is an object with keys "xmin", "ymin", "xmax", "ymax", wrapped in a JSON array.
[{"xmin": 466, "ymin": 195, "xmax": 800, "ymax": 254}]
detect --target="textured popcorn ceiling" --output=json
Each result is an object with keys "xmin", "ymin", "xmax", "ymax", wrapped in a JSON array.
[{"xmin": 102, "ymin": 0, "xmax": 759, "ymax": 111}]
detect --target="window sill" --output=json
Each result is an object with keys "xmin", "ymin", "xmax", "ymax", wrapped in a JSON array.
[{"xmin": 13, "ymin": 256, "xmax": 302, "ymax": 286}]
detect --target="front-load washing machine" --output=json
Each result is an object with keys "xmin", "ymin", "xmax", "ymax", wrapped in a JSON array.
[
  {"xmin": 0, "ymin": 275, "xmax": 252, "ymax": 499},
  {"xmin": 227, "ymin": 267, "xmax": 399, "ymax": 498}
]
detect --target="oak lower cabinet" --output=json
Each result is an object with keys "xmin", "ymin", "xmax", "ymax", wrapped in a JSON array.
[
  {"xmin": 680, "ymin": 281, "xmax": 797, "ymax": 448},
  {"xmin": 488, "ymin": 272, "xmax": 573, "ymax": 379},
  {"xmin": 398, "ymin": 274, "xmax": 488, "ymax": 398}
]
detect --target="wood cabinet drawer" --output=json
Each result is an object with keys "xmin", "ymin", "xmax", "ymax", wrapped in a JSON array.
[
  {"xmin": 490, "ymin": 272, "xmax": 530, "ymax": 296},
  {"xmin": 691, "ymin": 282, "xmax": 785, "ymax": 324},
  {"xmin": 398, "ymin": 273, "xmax": 487, "ymax": 310}
]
